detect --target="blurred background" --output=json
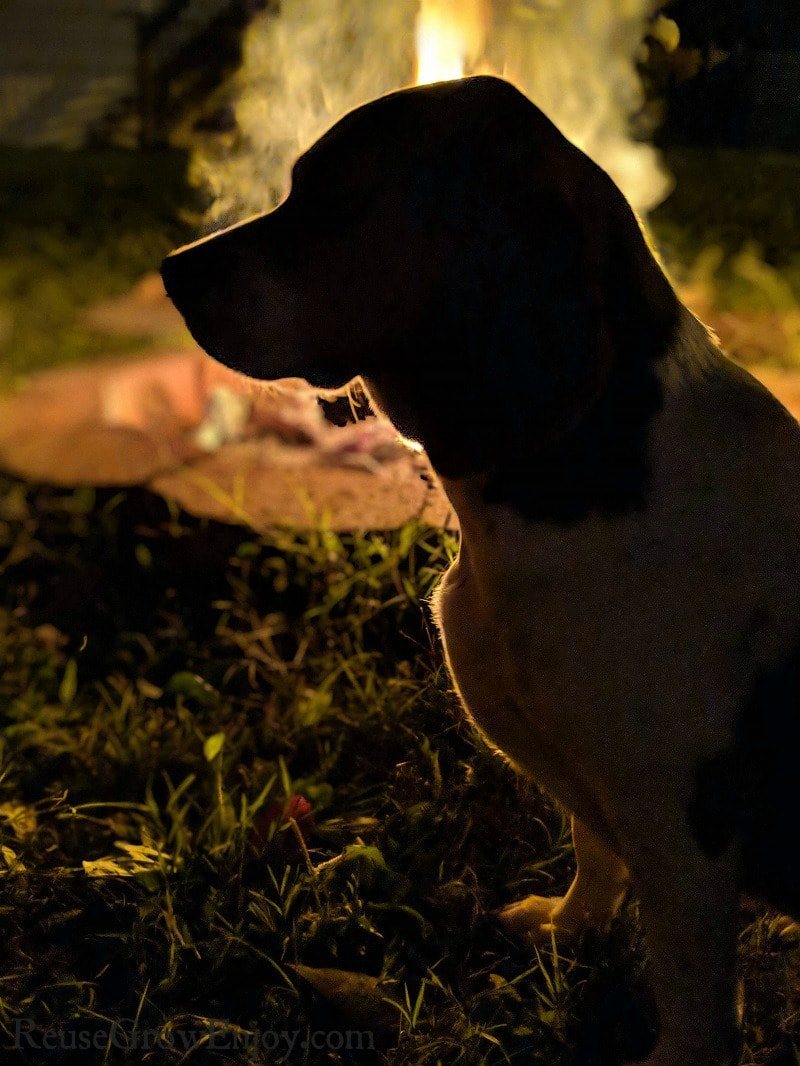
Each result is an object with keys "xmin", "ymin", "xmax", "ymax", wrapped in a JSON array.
[{"xmin": 0, "ymin": 0, "xmax": 799, "ymax": 390}]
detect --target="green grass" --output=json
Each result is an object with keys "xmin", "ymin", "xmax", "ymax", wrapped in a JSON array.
[
  {"xmin": 650, "ymin": 146, "xmax": 800, "ymax": 317},
  {"xmin": 1, "ymin": 480, "xmax": 800, "ymax": 1064},
  {"xmin": 652, "ymin": 147, "xmax": 800, "ymax": 273},
  {"xmin": 2, "ymin": 143, "xmax": 800, "ymax": 1062},
  {"xmin": 0, "ymin": 147, "xmax": 195, "ymax": 384}
]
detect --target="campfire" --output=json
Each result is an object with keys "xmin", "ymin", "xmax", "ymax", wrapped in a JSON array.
[
  {"xmin": 414, "ymin": 0, "xmax": 489, "ymax": 85},
  {"xmin": 193, "ymin": 0, "xmax": 671, "ymax": 225}
]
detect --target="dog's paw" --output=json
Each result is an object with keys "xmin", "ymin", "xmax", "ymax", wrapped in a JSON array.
[
  {"xmin": 496, "ymin": 890, "xmax": 622, "ymax": 948},
  {"xmin": 495, "ymin": 894, "xmax": 581, "ymax": 947}
]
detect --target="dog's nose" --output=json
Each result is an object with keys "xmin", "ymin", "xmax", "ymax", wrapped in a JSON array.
[
  {"xmin": 160, "ymin": 235, "xmax": 238, "ymax": 357},
  {"xmin": 161, "ymin": 220, "xmax": 265, "ymax": 319},
  {"xmin": 160, "ymin": 244, "xmax": 204, "ymax": 316}
]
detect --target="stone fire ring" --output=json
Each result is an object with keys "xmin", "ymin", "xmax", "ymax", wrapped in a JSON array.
[
  {"xmin": 1, "ymin": 348, "xmax": 798, "ymax": 534},
  {"xmin": 0, "ymin": 349, "xmax": 455, "ymax": 533}
]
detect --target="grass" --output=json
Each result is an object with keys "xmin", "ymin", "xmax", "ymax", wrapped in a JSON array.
[
  {"xmin": 0, "ymin": 481, "xmax": 626, "ymax": 1063},
  {"xmin": 649, "ymin": 146, "xmax": 800, "ymax": 326},
  {"xmin": 1, "ymin": 480, "xmax": 800, "ymax": 1065},
  {"xmin": 2, "ymin": 141, "xmax": 800, "ymax": 1063},
  {"xmin": 0, "ymin": 147, "xmax": 194, "ymax": 384},
  {"xmin": 651, "ymin": 147, "xmax": 800, "ymax": 277}
]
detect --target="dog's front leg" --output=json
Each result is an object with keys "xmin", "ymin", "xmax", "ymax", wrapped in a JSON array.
[
  {"xmin": 497, "ymin": 815, "xmax": 630, "ymax": 945},
  {"xmin": 630, "ymin": 833, "xmax": 742, "ymax": 1066}
]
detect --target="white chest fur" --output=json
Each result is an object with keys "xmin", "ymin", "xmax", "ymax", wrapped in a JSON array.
[{"xmin": 431, "ymin": 311, "xmax": 800, "ymax": 848}]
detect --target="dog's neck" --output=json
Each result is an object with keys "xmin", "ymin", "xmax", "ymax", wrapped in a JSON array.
[{"xmin": 366, "ymin": 305, "xmax": 722, "ymax": 528}]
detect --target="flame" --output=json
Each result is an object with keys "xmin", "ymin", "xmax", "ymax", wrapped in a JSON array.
[
  {"xmin": 415, "ymin": 0, "xmax": 489, "ymax": 85},
  {"xmin": 193, "ymin": 0, "xmax": 673, "ymax": 225}
]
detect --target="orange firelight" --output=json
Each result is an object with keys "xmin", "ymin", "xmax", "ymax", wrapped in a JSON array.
[{"xmin": 414, "ymin": 0, "xmax": 490, "ymax": 84}]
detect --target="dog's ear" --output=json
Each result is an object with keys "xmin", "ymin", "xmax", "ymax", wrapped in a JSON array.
[
  {"xmin": 482, "ymin": 147, "xmax": 679, "ymax": 450},
  {"xmin": 365, "ymin": 110, "xmax": 681, "ymax": 483},
  {"xmin": 448, "ymin": 81, "xmax": 678, "ymax": 456}
]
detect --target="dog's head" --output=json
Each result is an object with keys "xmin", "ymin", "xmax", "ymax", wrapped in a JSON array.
[{"xmin": 163, "ymin": 76, "xmax": 678, "ymax": 476}]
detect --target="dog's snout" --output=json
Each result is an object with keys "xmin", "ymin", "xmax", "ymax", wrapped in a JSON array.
[
  {"xmin": 160, "ymin": 253, "xmax": 181, "ymax": 308},
  {"xmin": 160, "ymin": 235, "xmax": 245, "ymax": 363},
  {"xmin": 161, "ymin": 243, "xmax": 212, "ymax": 316}
]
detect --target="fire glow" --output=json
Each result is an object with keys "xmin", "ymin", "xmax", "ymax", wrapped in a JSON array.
[
  {"xmin": 193, "ymin": 0, "xmax": 672, "ymax": 225},
  {"xmin": 414, "ymin": 0, "xmax": 489, "ymax": 84}
]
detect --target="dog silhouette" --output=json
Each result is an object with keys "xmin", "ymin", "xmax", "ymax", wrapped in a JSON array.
[{"xmin": 163, "ymin": 76, "xmax": 800, "ymax": 1065}]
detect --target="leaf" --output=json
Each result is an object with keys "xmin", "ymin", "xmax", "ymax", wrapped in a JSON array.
[
  {"xmin": 289, "ymin": 965, "xmax": 396, "ymax": 1030},
  {"xmin": 296, "ymin": 687, "xmax": 333, "ymax": 728},
  {"xmin": 136, "ymin": 678, "xmax": 163, "ymax": 700},
  {"xmin": 82, "ymin": 841, "xmax": 180, "ymax": 878},
  {"xmin": 235, "ymin": 541, "xmax": 260, "ymax": 558},
  {"xmin": 165, "ymin": 671, "xmax": 219, "ymax": 707},
  {"xmin": 59, "ymin": 658, "xmax": 78, "ymax": 706},
  {"xmin": 315, "ymin": 844, "xmax": 391, "ymax": 892},
  {"xmin": 0, "ymin": 802, "xmax": 38, "ymax": 840},
  {"xmin": 0, "ymin": 845, "xmax": 26, "ymax": 874},
  {"xmin": 203, "ymin": 732, "xmax": 225, "ymax": 762},
  {"xmin": 341, "ymin": 844, "xmax": 388, "ymax": 870}
]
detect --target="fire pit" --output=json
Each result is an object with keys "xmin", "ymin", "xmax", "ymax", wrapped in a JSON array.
[{"xmin": 0, "ymin": 347, "xmax": 453, "ymax": 531}]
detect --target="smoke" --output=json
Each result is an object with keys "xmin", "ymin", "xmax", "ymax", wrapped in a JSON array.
[
  {"xmin": 191, "ymin": 0, "xmax": 671, "ymax": 225},
  {"xmin": 488, "ymin": 0, "xmax": 671, "ymax": 213},
  {"xmin": 191, "ymin": 0, "xmax": 418, "ymax": 223}
]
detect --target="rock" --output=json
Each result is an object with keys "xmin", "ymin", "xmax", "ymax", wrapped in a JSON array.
[{"xmin": 0, "ymin": 349, "xmax": 456, "ymax": 530}]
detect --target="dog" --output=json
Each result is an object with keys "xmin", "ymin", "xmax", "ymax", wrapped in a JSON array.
[{"xmin": 161, "ymin": 76, "xmax": 800, "ymax": 1065}]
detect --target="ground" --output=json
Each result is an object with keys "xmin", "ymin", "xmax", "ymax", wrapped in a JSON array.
[
  {"xmin": 2, "ymin": 481, "xmax": 800, "ymax": 1065},
  {"xmin": 1, "ymin": 146, "xmax": 800, "ymax": 1064}
]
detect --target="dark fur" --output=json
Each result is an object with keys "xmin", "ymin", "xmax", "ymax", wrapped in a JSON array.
[
  {"xmin": 163, "ymin": 77, "xmax": 800, "ymax": 1065},
  {"xmin": 161, "ymin": 77, "xmax": 678, "ymax": 520},
  {"xmin": 690, "ymin": 637, "xmax": 800, "ymax": 917}
]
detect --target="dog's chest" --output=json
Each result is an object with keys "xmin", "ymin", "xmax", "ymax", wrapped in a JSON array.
[
  {"xmin": 433, "ymin": 513, "xmax": 638, "ymax": 786},
  {"xmin": 432, "ymin": 398, "xmax": 800, "ymax": 826}
]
